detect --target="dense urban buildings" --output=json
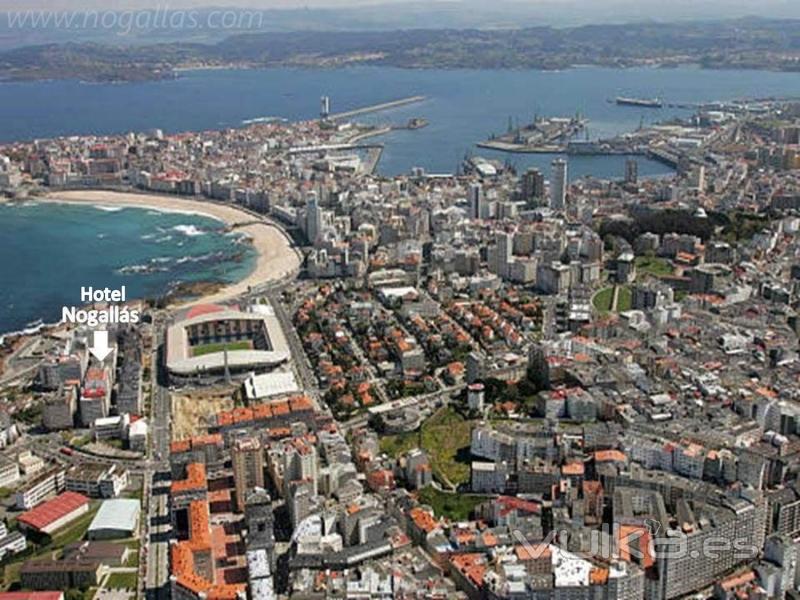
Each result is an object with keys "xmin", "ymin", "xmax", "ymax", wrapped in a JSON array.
[{"xmin": 4, "ymin": 36, "xmax": 800, "ymax": 600}]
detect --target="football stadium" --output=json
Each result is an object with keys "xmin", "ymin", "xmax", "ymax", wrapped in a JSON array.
[{"xmin": 165, "ymin": 304, "xmax": 290, "ymax": 384}]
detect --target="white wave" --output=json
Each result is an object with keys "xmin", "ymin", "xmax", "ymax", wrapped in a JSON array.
[
  {"xmin": 175, "ymin": 251, "xmax": 224, "ymax": 265},
  {"xmin": 117, "ymin": 263, "xmax": 168, "ymax": 275},
  {"xmin": 0, "ymin": 319, "xmax": 56, "ymax": 344},
  {"xmin": 172, "ymin": 224, "xmax": 205, "ymax": 237},
  {"xmin": 97, "ymin": 233, "xmax": 107, "ymax": 239},
  {"xmin": 93, "ymin": 205, "xmax": 124, "ymax": 212},
  {"xmin": 117, "ymin": 264, "xmax": 150, "ymax": 274},
  {"xmin": 141, "ymin": 233, "xmax": 156, "ymax": 240}
]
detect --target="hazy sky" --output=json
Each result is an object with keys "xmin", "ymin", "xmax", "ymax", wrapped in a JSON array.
[
  {"xmin": 0, "ymin": 0, "xmax": 793, "ymax": 20},
  {"xmin": 0, "ymin": 0, "xmax": 419, "ymax": 8}
]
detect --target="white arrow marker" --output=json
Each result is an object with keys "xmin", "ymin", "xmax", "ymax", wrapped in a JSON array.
[{"xmin": 89, "ymin": 330, "xmax": 112, "ymax": 362}]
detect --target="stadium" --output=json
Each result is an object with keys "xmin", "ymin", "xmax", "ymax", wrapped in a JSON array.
[{"xmin": 165, "ymin": 304, "xmax": 290, "ymax": 384}]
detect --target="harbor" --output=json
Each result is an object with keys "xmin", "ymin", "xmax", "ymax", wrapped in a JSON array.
[
  {"xmin": 310, "ymin": 96, "xmax": 430, "ymax": 174},
  {"xmin": 477, "ymin": 115, "xmax": 589, "ymax": 153}
]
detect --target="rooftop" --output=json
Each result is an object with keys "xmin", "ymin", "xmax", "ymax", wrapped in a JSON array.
[
  {"xmin": 166, "ymin": 307, "xmax": 290, "ymax": 376},
  {"xmin": 88, "ymin": 499, "xmax": 140, "ymax": 532},
  {"xmin": 17, "ymin": 492, "xmax": 89, "ymax": 531}
]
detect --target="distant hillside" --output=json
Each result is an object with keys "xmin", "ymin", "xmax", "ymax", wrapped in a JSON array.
[{"xmin": 1, "ymin": 18, "xmax": 799, "ymax": 82}]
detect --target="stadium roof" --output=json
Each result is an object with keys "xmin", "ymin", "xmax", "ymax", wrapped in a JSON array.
[
  {"xmin": 166, "ymin": 306, "xmax": 290, "ymax": 376},
  {"xmin": 88, "ymin": 499, "xmax": 140, "ymax": 533},
  {"xmin": 185, "ymin": 304, "xmax": 228, "ymax": 320},
  {"xmin": 18, "ymin": 492, "xmax": 89, "ymax": 531}
]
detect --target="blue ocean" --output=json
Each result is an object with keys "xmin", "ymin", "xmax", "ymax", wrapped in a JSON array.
[
  {"xmin": 2, "ymin": 66, "xmax": 800, "ymax": 177},
  {"xmin": 0, "ymin": 202, "xmax": 256, "ymax": 334}
]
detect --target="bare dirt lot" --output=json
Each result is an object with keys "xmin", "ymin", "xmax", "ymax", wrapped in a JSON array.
[{"xmin": 172, "ymin": 388, "xmax": 236, "ymax": 440}]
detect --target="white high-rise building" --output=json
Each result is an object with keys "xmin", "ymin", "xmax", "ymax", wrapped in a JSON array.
[
  {"xmin": 625, "ymin": 158, "xmax": 639, "ymax": 185},
  {"xmin": 493, "ymin": 230, "xmax": 513, "ymax": 278},
  {"xmin": 550, "ymin": 158, "xmax": 567, "ymax": 211},
  {"xmin": 305, "ymin": 192, "xmax": 322, "ymax": 245},
  {"xmin": 468, "ymin": 183, "xmax": 485, "ymax": 220},
  {"xmin": 283, "ymin": 439, "xmax": 318, "ymax": 497}
]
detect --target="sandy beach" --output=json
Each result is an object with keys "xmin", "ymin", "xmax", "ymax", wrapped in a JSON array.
[{"xmin": 42, "ymin": 190, "xmax": 302, "ymax": 306}]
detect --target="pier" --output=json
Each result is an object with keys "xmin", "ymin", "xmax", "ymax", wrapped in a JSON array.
[
  {"xmin": 287, "ymin": 141, "xmax": 385, "ymax": 174},
  {"xmin": 327, "ymin": 95, "xmax": 426, "ymax": 121},
  {"xmin": 363, "ymin": 147, "xmax": 384, "ymax": 174},
  {"xmin": 480, "ymin": 115, "xmax": 588, "ymax": 153},
  {"xmin": 288, "ymin": 142, "xmax": 384, "ymax": 154}
]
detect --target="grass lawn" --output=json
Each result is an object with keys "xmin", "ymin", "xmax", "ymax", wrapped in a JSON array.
[
  {"xmin": 126, "ymin": 487, "xmax": 143, "ymax": 503},
  {"xmin": 635, "ymin": 255, "xmax": 673, "ymax": 279},
  {"xmin": 2, "ymin": 561, "xmax": 23, "ymax": 590},
  {"xmin": 379, "ymin": 430, "xmax": 417, "ymax": 458},
  {"xmin": 379, "ymin": 406, "xmax": 475, "ymax": 488},
  {"xmin": 192, "ymin": 340, "xmax": 252, "ymax": 357},
  {"xmin": 592, "ymin": 287, "xmax": 614, "ymax": 313},
  {"xmin": 64, "ymin": 587, "xmax": 98, "ymax": 600},
  {"xmin": 105, "ymin": 572, "xmax": 138, "ymax": 590},
  {"xmin": 617, "ymin": 286, "xmax": 633, "ymax": 312},
  {"xmin": 71, "ymin": 435, "xmax": 91, "ymax": 447},
  {"xmin": 592, "ymin": 286, "xmax": 632, "ymax": 313},
  {"xmin": 418, "ymin": 486, "xmax": 489, "ymax": 521},
  {"xmin": 116, "ymin": 539, "xmax": 140, "ymax": 567},
  {"xmin": 50, "ymin": 504, "xmax": 100, "ymax": 547}
]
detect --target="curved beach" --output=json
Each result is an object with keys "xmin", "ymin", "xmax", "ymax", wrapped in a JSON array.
[{"xmin": 42, "ymin": 190, "xmax": 301, "ymax": 305}]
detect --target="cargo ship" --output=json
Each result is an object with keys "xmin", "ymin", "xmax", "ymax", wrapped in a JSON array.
[{"xmin": 615, "ymin": 96, "xmax": 663, "ymax": 108}]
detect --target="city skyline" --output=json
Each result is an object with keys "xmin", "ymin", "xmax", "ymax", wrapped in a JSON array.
[{"xmin": 2, "ymin": 4, "xmax": 800, "ymax": 600}]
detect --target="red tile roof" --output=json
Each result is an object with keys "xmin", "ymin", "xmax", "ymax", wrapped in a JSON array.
[
  {"xmin": 185, "ymin": 304, "xmax": 226, "ymax": 320},
  {"xmin": 593, "ymin": 450, "xmax": 627, "ymax": 463},
  {"xmin": 0, "ymin": 593, "xmax": 64, "ymax": 600},
  {"xmin": 171, "ymin": 463, "xmax": 207, "ymax": 495},
  {"xmin": 18, "ymin": 492, "xmax": 89, "ymax": 531}
]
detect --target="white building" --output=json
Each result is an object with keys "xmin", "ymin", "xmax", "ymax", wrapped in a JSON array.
[
  {"xmin": 92, "ymin": 414, "xmax": 128, "ymax": 441},
  {"xmin": 0, "ymin": 455, "xmax": 20, "ymax": 488},
  {"xmin": 15, "ymin": 468, "xmax": 66, "ymax": 510},
  {"xmin": 0, "ymin": 521, "xmax": 27, "ymax": 561},
  {"xmin": 550, "ymin": 158, "xmax": 567, "ymax": 211},
  {"xmin": 127, "ymin": 418, "xmax": 149, "ymax": 452},
  {"xmin": 467, "ymin": 383, "xmax": 485, "ymax": 412}
]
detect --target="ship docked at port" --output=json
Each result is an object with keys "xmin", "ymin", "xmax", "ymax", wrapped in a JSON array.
[{"xmin": 615, "ymin": 96, "xmax": 663, "ymax": 108}]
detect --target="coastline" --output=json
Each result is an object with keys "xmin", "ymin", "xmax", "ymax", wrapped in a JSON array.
[{"xmin": 40, "ymin": 190, "xmax": 302, "ymax": 307}]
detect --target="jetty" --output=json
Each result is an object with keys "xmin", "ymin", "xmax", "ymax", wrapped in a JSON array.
[{"xmin": 327, "ymin": 95, "xmax": 426, "ymax": 121}]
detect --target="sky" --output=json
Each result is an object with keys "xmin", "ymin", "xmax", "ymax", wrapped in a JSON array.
[
  {"xmin": 0, "ymin": 0, "xmax": 792, "ymax": 11},
  {"xmin": 0, "ymin": 0, "xmax": 416, "ymax": 8},
  {"xmin": 0, "ymin": 0, "xmax": 796, "ymax": 28}
]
